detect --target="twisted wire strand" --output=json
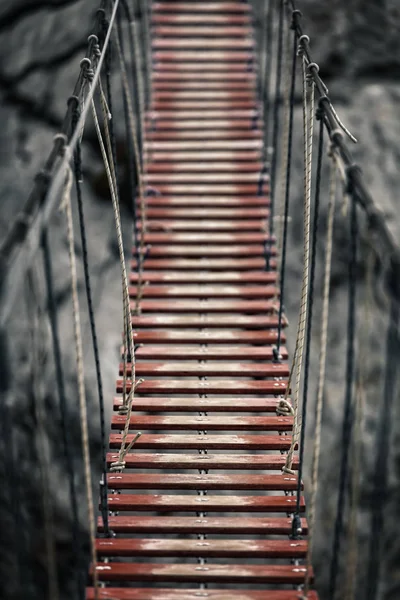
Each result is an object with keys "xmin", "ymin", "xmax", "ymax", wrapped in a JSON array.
[
  {"xmin": 132, "ymin": 7, "xmax": 148, "ymax": 316},
  {"xmin": 274, "ymin": 8, "xmax": 291, "ymax": 263},
  {"xmin": 283, "ymin": 52, "xmax": 314, "ymax": 473},
  {"xmin": 62, "ymin": 165, "xmax": 99, "ymax": 596},
  {"xmin": 302, "ymin": 158, "xmax": 337, "ymax": 598}
]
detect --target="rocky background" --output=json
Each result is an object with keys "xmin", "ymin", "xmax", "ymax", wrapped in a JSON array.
[{"xmin": 0, "ymin": 1, "xmax": 400, "ymax": 599}]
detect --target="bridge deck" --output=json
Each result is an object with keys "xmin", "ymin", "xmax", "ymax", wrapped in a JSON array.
[{"xmin": 87, "ymin": 1, "xmax": 318, "ymax": 599}]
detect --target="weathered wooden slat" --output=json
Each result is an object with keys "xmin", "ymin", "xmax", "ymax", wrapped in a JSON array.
[
  {"xmin": 116, "ymin": 379, "xmax": 288, "ymax": 396},
  {"xmin": 113, "ymin": 396, "xmax": 285, "ymax": 412},
  {"xmin": 87, "ymin": 589, "xmax": 318, "ymax": 600},
  {"xmin": 106, "ymin": 453, "xmax": 298, "ymax": 471},
  {"xmin": 142, "ymin": 232, "xmax": 271, "ymax": 244},
  {"xmin": 130, "ymin": 272, "xmax": 276, "ymax": 285},
  {"xmin": 152, "ymin": 13, "xmax": 252, "ymax": 25},
  {"xmin": 153, "ymin": 51, "xmax": 254, "ymax": 63},
  {"xmin": 154, "ymin": 26, "xmax": 253, "ymax": 38},
  {"xmin": 108, "ymin": 433, "xmax": 294, "ymax": 451},
  {"xmin": 93, "ymin": 562, "xmax": 310, "ymax": 584},
  {"xmin": 153, "ymin": 3, "xmax": 252, "ymax": 14},
  {"xmin": 152, "ymin": 99, "xmax": 258, "ymax": 110},
  {"xmin": 128, "ymin": 330, "xmax": 285, "ymax": 345},
  {"xmin": 131, "ymin": 260, "xmax": 272, "ymax": 273},
  {"xmin": 152, "ymin": 72, "xmax": 256, "ymax": 83},
  {"xmin": 145, "ymin": 149, "xmax": 262, "ymax": 161},
  {"xmin": 111, "ymin": 415, "xmax": 292, "ymax": 431},
  {"xmin": 96, "ymin": 537, "xmax": 307, "ymax": 558},
  {"xmin": 105, "ymin": 494, "xmax": 305, "ymax": 513},
  {"xmin": 140, "ymin": 195, "xmax": 269, "ymax": 207},
  {"xmin": 119, "ymin": 362, "xmax": 289, "ymax": 378},
  {"xmin": 142, "ymin": 245, "xmax": 271, "ymax": 258},
  {"xmin": 152, "ymin": 81, "xmax": 255, "ymax": 91},
  {"xmin": 145, "ymin": 139, "xmax": 263, "ymax": 150},
  {"xmin": 99, "ymin": 515, "xmax": 305, "ymax": 534},
  {"xmin": 146, "ymin": 161, "xmax": 262, "ymax": 172},
  {"xmin": 141, "ymin": 219, "xmax": 265, "ymax": 231},
  {"xmin": 129, "ymin": 285, "xmax": 279, "ymax": 299},
  {"xmin": 133, "ymin": 344, "xmax": 288, "ymax": 360}
]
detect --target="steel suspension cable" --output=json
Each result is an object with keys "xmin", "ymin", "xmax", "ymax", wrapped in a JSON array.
[
  {"xmin": 274, "ymin": 10, "xmax": 298, "ymax": 360},
  {"xmin": 329, "ymin": 186, "xmax": 358, "ymax": 600},
  {"xmin": 266, "ymin": 0, "xmax": 285, "ymax": 269}
]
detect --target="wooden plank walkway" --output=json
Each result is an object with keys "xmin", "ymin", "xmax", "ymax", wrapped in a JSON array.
[{"xmin": 87, "ymin": 1, "xmax": 318, "ymax": 599}]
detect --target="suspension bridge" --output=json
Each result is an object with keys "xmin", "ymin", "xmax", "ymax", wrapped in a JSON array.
[{"xmin": 1, "ymin": 1, "xmax": 399, "ymax": 600}]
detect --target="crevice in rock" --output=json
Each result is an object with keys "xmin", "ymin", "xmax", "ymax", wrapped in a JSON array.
[{"xmin": 0, "ymin": 0, "xmax": 82, "ymax": 33}]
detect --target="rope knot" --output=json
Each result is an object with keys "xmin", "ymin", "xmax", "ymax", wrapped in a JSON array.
[
  {"xmin": 276, "ymin": 399, "xmax": 294, "ymax": 416},
  {"xmin": 297, "ymin": 34, "xmax": 310, "ymax": 56},
  {"xmin": 110, "ymin": 460, "xmax": 126, "ymax": 472},
  {"xmin": 80, "ymin": 58, "xmax": 94, "ymax": 82}
]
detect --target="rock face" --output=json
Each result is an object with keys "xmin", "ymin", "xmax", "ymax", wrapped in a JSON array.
[{"xmin": 0, "ymin": 1, "xmax": 399, "ymax": 599}]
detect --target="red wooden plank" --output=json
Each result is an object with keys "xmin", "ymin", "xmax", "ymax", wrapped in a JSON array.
[
  {"xmin": 113, "ymin": 396, "xmax": 287, "ymax": 412},
  {"xmin": 146, "ymin": 162, "xmax": 262, "ymax": 172},
  {"xmin": 129, "ymin": 330, "xmax": 285, "ymax": 345},
  {"xmin": 107, "ymin": 474, "xmax": 299, "ymax": 492},
  {"xmin": 154, "ymin": 26, "xmax": 253, "ymax": 38},
  {"xmin": 142, "ymin": 232, "xmax": 271, "ymax": 244},
  {"xmin": 152, "ymin": 72, "xmax": 256, "ymax": 83},
  {"xmin": 131, "ymin": 259, "xmax": 271, "ymax": 272},
  {"xmin": 130, "ymin": 315, "xmax": 280, "ymax": 328},
  {"xmin": 144, "ymin": 184, "xmax": 269, "ymax": 195},
  {"xmin": 145, "ymin": 173, "xmax": 265, "ymax": 185},
  {"xmin": 145, "ymin": 149, "xmax": 262, "ymax": 160},
  {"xmin": 153, "ymin": 89, "xmax": 254, "ymax": 100},
  {"xmin": 153, "ymin": 40, "xmax": 253, "ymax": 51},
  {"xmin": 106, "ymin": 494, "xmax": 305, "ymax": 513},
  {"xmin": 116, "ymin": 379, "xmax": 288, "ymax": 395},
  {"xmin": 130, "ymin": 272, "xmax": 276, "ymax": 285},
  {"xmin": 141, "ymin": 196, "xmax": 268, "ymax": 207},
  {"xmin": 152, "ymin": 81, "xmax": 255, "ymax": 91},
  {"xmin": 120, "ymin": 362, "xmax": 288, "ymax": 377},
  {"xmin": 152, "ymin": 13, "xmax": 252, "ymax": 25},
  {"xmin": 108, "ymin": 433, "xmax": 294, "ymax": 451},
  {"xmin": 93, "ymin": 562, "xmax": 310, "ymax": 584},
  {"xmin": 152, "ymin": 3, "xmax": 251, "ymax": 14},
  {"xmin": 87, "ymin": 589, "xmax": 319, "ymax": 600},
  {"xmin": 147, "ymin": 130, "xmax": 260, "ymax": 141},
  {"xmin": 153, "ymin": 51, "xmax": 253, "ymax": 63},
  {"xmin": 145, "ymin": 139, "xmax": 263, "ymax": 150},
  {"xmin": 140, "ymin": 220, "xmax": 265, "ymax": 232},
  {"xmin": 111, "ymin": 415, "xmax": 292, "ymax": 431},
  {"xmin": 153, "ymin": 63, "xmax": 255, "ymax": 73},
  {"xmin": 96, "ymin": 537, "xmax": 307, "ymax": 558},
  {"xmin": 106, "ymin": 453, "xmax": 298, "ymax": 470},
  {"xmin": 129, "ymin": 285, "xmax": 279, "ymax": 299},
  {"xmin": 142, "ymin": 245, "xmax": 271, "ymax": 258},
  {"xmin": 99, "ymin": 515, "xmax": 305, "ymax": 534},
  {"xmin": 133, "ymin": 344, "xmax": 288, "ymax": 360}
]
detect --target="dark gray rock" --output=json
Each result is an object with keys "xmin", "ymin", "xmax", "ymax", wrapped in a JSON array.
[{"xmin": 0, "ymin": 1, "xmax": 400, "ymax": 599}]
